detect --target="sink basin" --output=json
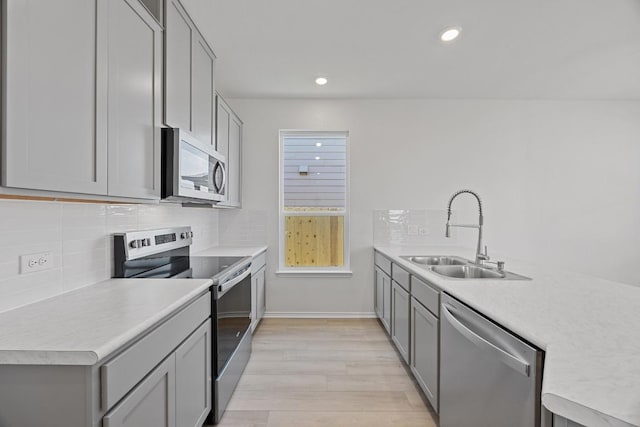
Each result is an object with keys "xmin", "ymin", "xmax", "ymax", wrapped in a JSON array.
[
  {"xmin": 402, "ymin": 255, "xmax": 469, "ymax": 266},
  {"xmin": 429, "ymin": 265, "xmax": 531, "ymax": 280},
  {"xmin": 430, "ymin": 265, "xmax": 505, "ymax": 279}
]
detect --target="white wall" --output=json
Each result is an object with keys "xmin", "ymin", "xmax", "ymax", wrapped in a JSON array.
[
  {"xmin": 228, "ymin": 98, "xmax": 640, "ymax": 316},
  {"xmin": 0, "ymin": 200, "xmax": 219, "ymax": 313}
]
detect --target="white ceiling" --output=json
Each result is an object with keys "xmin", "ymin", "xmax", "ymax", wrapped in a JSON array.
[{"xmin": 181, "ymin": 0, "xmax": 640, "ymax": 99}]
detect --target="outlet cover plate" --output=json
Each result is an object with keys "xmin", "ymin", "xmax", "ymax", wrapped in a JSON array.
[{"xmin": 20, "ymin": 252, "xmax": 53, "ymax": 274}]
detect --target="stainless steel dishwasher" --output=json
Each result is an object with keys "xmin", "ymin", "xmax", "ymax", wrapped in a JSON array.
[{"xmin": 440, "ymin": 293, "xmax": 544, "ymax": 427}]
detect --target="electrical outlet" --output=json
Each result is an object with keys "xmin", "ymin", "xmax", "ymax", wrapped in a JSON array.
[
  {"xmin": 407, "ymin": 225, "xmax": 419, "ymax": 236},
  {"xmin": 419, "ymin": 227, "xmax": 429, "ymax": 235},
  {"xmin": 20, "ymin": 252, "xmax": 53, "ymax": 274}
]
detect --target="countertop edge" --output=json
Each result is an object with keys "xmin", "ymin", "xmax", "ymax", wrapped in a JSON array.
[
  {"xmin": 0, "ymin": 278, "xmax": 214, "ymax": 366},
  {"xmin": 193, "ymin": 245, "xmax": 268, "ymax": 259},
  {"xmin": 92, "ymin": 280, "xmax": 213, "ymax": 364}
]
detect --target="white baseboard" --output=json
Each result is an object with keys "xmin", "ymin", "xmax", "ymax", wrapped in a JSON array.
[{"xmin": 263, "ymin": 311, "xmax": 378, "ymax": 319}]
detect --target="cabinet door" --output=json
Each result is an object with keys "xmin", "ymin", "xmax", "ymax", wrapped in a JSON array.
[
  {"xmin": 410, "ymin": 297, "xmax": 439, "ymax": 412},
  {"xmin": 251, "ymin": 273, "xmax": 258, "ymax": 333},
  {"xmin": 257, "ymin": 267, "xmax": 266, "ymax": 322},
  {"xmin": 374, "ymin": 267, "xmax": 384, "ymax": 320},
  {"xmin": 103, "ymin": 354, "xmax": 176, "ymax": 427},
  {"xmin": 216, "ymin": 96, "xmax": 231, "ymax": 159},
  {"xmin": 107, "ymin": 0, "xmax": 162, "ymax": 199},
  {"xmin": 382, "ymin": 273, "xmax": 392, "ymax": 334},
  {"xmin": 164, "ymin": 0, "xmax": 193, "ymax": 130},
  {"xmin": 192, "ymin": 35, "xmax": 215, "ymax": 146},
  {"xmin": 391, "ymin": 281, "xmax": 410, "ymax": 363},
  {"xmin": 226, "ymin": 114, "xmax": 242, "ymax": 206},
  {"xmin": 3, "ymin": 0, "xmax": 107, "ymax": 195},
  {"xmin": 176, "ymin": 320, "xmax": 212, "ymax": 427}
]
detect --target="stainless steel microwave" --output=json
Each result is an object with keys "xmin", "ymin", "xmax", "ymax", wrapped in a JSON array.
[{"xmin": 162, "ymin": 128, "xmax": 227, "ymax": 203}]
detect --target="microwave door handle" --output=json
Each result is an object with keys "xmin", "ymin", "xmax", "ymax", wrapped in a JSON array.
[
  {"xmin": 441, "ymin": 303, "xmax": 530, "ymax": 377},
  {"xmin": 218, "ymin": 268, "xmax": 250, "ymax": 297},
  {"xmin": 219, "ymin": 162, "xmax": 227, "ymax": 196}
]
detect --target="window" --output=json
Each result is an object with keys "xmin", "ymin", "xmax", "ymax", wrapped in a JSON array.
[{"xmin": 278, "ymin": 130, "xmax": 350, "ymax": 274}]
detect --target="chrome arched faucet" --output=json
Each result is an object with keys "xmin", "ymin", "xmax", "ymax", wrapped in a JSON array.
[{"xmin": 445, "ymin": 189, "xmax": 490, "ymax": 265}]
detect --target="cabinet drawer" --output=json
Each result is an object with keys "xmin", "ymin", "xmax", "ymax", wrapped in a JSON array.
[
  {"xmin": 411, "ymin": 276, "xmax": 440, "ymax": 317},
  {"xmin": 392, "ymin": 264, "xmax": 410, "ymax": 292},
  {"xmin": 251, "ymin": 251, "xmax": 266, "ymax": 274},
  {"xmin": 374, "ymin": 252, "xmax": 391, "ymax": 275},
  {"xmin": 101, "ymin": 292, "xmax": 211, "ymax": 411}
]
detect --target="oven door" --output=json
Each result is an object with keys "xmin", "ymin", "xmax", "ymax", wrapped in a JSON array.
[
  {"xmin": 214, "ymin": 269, "xmax": 252, "ymax": 375},
  {"xmin": 162, "ymin": 128, "xmax": 227, "ymax": 203}
]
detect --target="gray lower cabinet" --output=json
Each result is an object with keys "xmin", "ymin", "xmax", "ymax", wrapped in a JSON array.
[
  {"xmin": 0, "ymin": 293, "xmax": 211, "ymax": 427},
  {"xmin": 103, "ymin": 354, "xmax": 176, "ymax": 427},
  {"xmin": 256, "ymin": 266, "xmax": 266, "ymax": 323},
  {"xmin": 374, "ymin": 266, "xmax": 392, "ymax": 334},
  {"xmin": 374, "ymin": 267, "xmax": 384, "ymax": 319},
  {"xmin": 251, "ymin": 254, "xmax": 267, "ymax": 333},
  {"xmin": 176, "ymin": 320, "xmax": 212, "ymax": 427},
  {"xmin": 107, "ymin": 0, "xmax": 162, "ymax": 199},
  {"xmin": 410, "ymin": 297, "xmax": 439, "ymax": 412},
  {"xmin": 391, "ymin": 281, "xmax": 410, "ymax": 363}
]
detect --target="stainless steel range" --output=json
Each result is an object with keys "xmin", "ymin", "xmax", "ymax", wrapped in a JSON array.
[{"xmin": 113, "ymin": 226, "xmax": 252, "ymax": 424}]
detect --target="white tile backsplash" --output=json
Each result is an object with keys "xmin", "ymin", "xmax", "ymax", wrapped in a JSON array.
[
  {"xmin": 218, "ymin": 209, "xmax": 268, "ymax": 246},
  {"xmin": 0, "ymin": 199, "xmax": 220, "ymax": 313},
  {"xmin": 373, "ymin": 209, "xmax": 461, "ymax": 247}
]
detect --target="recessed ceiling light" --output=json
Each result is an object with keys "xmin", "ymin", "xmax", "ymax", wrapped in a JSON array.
[
  {"xmin": 315, "ymin": 156, "xmax": 321, "ymax": 160},
  {"xmin": 315, "ymin": 77, "xmax": 328, "ymax": 86},
  {"xmin": 440, "ymin": 27, "xmax": 461, "ymax": 43},
  {"xmin": 315, "ymin": 142, "xmax": 322, "ymax": 147}
]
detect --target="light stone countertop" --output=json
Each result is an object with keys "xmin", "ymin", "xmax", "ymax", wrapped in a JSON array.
[
  {"xmin": 0, "ymin": 278, "xmax": 213, "ymax": 366},
  {"xmin": 194, "ymin": 245, "xmax": 267, "ymax": 258},
  {"xmin": 375, "ymin": 245, "xmax": 640, "ymax": 427}
]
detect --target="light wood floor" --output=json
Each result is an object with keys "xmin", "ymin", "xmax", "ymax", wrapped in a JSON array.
[{"xmin": 213, "ymin": 318, "xmax": 438, "ymax": 427}]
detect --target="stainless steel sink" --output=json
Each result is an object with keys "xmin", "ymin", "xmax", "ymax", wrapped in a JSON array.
[
  {"xmin": 401, "ymin": 255, "xmax": 468, "ymax": 266},
  {"xmin": 430, "ymin": 265, "xmax": 505, "ymax": 279},
  {"xmin": 429, "ymin": 264, "xmax": 530, "ymax": 280},
  {"xmin": 401, "ymin": 255, "xmax": 531, "ymax": 280}
]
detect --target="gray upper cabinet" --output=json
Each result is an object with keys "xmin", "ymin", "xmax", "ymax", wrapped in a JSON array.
[
  {"xmin": 2, "ymin": 0, "xmax": 108, "ymax": 195},
  {"xmin": 164, "ymin": 0, "xmax": 216, "ymax": 146},
  {"xmin": 192, "ymin": 36, "xmax": 216, "ymax": 146},
  {"xmin": 107, "ymin": 0, "xmax": 162, "ymax": 199},
  {"xmin": 2, "ymin": 0, "xmax": 162, "ymax": 200},
  {"xmin": 164, "ymin": 0, "xmax": 192, "ymax": 130},
  {"xmin": 216, "ymin": 95, "xmax": 243, "ymax": 207}
]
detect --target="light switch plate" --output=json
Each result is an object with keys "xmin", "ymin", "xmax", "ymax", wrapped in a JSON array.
[{"xmin": 20, "ymin": 252, "xmax": 53, "ymax": 274}]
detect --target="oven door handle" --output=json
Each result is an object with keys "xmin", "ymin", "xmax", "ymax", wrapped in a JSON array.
[{"xmin": 218, "ymin": 268, "xmax": 251, "ymax": 297}]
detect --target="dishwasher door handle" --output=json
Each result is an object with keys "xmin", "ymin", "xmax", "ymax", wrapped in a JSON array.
[{"xmin": 442, "ymin": 303, "xmax": 530, "ymax": 377}]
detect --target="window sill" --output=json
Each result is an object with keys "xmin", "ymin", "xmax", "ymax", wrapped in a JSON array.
[{"xmin": 276, "ymin": 270, "xmax": 353, "ymax": 278}]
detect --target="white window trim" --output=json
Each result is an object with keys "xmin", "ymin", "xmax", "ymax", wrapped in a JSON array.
[{"xmin": 278, "ymin": 129, "xmax": 351, "ymax": 275}]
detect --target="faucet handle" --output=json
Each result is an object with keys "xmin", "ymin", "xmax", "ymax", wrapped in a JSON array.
[{"xmin": 476, "ymin": 245, "xmax": 490, "ymax": 263}]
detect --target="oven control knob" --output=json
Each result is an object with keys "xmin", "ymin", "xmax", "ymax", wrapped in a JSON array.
[
  {"xmin": 129, "ymin": 240, "xmax": 141, "ymax": 249},
  {"xmin": 190, "ymin": 231, "xmax": 194, "ymax": 238},
  {"xmin": 180, "ymin": 232, "xmax": 187, "ymax": 239},
  {"xmin": 141, "ymin": 238, "xmax": 151, "ymax": 247}
]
